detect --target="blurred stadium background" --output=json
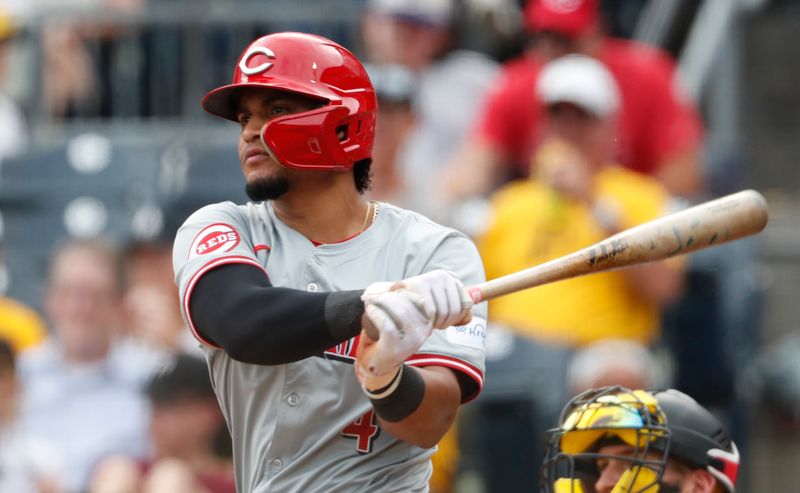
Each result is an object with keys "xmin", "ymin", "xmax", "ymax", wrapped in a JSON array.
[{"xmin": 0, "ymin": 0, "xmax": 799, "ymax": 491}]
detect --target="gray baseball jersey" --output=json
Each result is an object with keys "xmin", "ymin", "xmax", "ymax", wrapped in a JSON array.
[{"xmin": 173, "ymin": 200, "xmax": 487, "ymax": 493}]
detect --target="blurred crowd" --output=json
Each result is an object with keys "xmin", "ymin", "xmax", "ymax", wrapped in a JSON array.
[{"xmin": 0, "ymin": 0, "xmax": 794, "ymax": 492}]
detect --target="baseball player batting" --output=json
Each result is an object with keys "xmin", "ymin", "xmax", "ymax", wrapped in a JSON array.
[{"xmin": 172, "ymin": 33, "xmax": 486, "ymax": 493}]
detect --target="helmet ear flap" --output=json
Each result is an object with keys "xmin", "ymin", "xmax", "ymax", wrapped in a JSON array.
[
  {"xmin": 261, "ymin": 105, "xmax": 357, "ymax": 171},
  {"xmin": 337, "ymin": 111, "xmax": 376, "ymax": 155}
]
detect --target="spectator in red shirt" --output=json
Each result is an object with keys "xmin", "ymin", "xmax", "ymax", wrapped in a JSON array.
[{"xmin": 441, "ymin": 0, "xmax": 705, "ymax": 203}]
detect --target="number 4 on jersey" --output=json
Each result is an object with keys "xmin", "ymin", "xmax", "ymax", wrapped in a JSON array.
[{"xmin": 342, "ymin": 410, "xmax": 381, "ymax": 454}]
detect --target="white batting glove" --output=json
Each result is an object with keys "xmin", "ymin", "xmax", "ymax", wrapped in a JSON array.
[
  {"xmin": 360, "ymin": 288, "xmax": 433, "ymax": 376},
  {"xmin": 390, "ymin": 269, "xmax": 473, "ymax": 329},
  {"xmin": 360, "ymin": 281, "xmax": 398, "ymax": 340},
  {"xmin": 361, "ymin": 281, "xmax": 394, "ymax": 303}
]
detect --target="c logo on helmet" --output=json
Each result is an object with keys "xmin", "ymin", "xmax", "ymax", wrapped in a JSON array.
[{"xmin": 239, "ymin": 46, "xmax": 276, "ymax": 76}]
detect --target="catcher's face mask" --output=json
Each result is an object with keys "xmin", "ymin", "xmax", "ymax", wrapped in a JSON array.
[{"xmin": 542, "ymin": 387, "xmax": 671, "ymax": 493}]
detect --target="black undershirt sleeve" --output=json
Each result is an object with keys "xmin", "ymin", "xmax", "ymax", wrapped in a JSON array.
[{"xmin": 189, "ymin": 263, "xmax": 365, "ymax": 365}]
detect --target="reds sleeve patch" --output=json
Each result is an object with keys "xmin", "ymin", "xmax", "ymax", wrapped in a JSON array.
[
  {"xmin": 446, "ymin": 317, "xmax": 487, "ymax": 351},
  {"xmin": 188, "ymin": 223, "xmax": 242, "ymax": 259}
]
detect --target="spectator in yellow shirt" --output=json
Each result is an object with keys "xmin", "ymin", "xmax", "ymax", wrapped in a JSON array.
[{"xmin": 480, "ymin": 54, "xmax": 684, "ymax": 346}]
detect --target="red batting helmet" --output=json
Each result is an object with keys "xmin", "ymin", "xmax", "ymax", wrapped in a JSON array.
[{"xmin": 202, "ymin": 32, "xmax": 377, "ymax": 171}]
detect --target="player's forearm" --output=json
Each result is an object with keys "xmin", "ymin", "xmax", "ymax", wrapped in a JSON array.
[
  {"xmin": 189, "ymin": 263, "xmax": 364, "ymax": 364},
  {"xmin": 376, "ymin": 366, "xmax": 461, "ymax": 449}
]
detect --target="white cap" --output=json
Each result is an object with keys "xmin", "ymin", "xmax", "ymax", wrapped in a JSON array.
[
  {"xmin": 536, "ymin": 54, "xmax": 620, "ymax": 117},
  {"xmin": 367, "ymin": 0, "xmax": 454, "ymax": 27},
  {"xmin": 566, "ymin": 338, "xmax": 663, "ymax": 393}
]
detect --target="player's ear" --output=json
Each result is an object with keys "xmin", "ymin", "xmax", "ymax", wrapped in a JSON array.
[{"xmin": 686, "ymin": 468, "xmax": 717, "ymax": 493}]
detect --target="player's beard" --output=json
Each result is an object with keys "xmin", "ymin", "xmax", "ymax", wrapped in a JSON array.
[{"xmin": 246, "ymin": 175, "xmax": 290, "ymax": 201}]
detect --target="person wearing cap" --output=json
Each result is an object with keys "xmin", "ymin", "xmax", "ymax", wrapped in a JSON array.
[
  {"xmin": 566, "ymin": 338, "xmax": 664, "ymax": 397},
  {"xmin": 441, "ymin": 0, "xmax": 705, "ymax": 204},
  {"xmin": 470, "ymin": 54, "xmax": 684, "ymax": 490},
  {"xmin": 361, "ymin": 0, "xmax": 499, "ymax": 220},
  {"xmin": 542, "ymin": 386, "xmax": 740, "ymax": 493}
]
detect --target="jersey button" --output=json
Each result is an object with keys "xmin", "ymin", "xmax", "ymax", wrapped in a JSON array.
[
  {"xmin": 271, "ymin": 458, "xmax": 283, "ymax": 469},
  {"xmin": 287, "ymin": 393, "xmax": 300, "ymax": 407},
  {"xmin": 306, "ymin": 282, "xmax": 319, "ymax": 292}
]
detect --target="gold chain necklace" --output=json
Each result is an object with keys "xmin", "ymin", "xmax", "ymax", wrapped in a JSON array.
[
  {"xmin": 371, "ymin": 201, "xmax": 380, "ymax": 224},
  {"xmin": 361, "ymin": 201, "xmax": 372, "ymax": 232},
  {"xmin": 361, "ymin": 201, "xmax": 380, "ymax": 232}
]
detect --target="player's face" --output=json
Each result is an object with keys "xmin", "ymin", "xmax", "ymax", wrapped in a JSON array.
[
  {"xmin": 594, "ymin": 443, "xmax": 691, "ymax": 493},
  {"xmin": 236, "ymin": 88, "xmax": 324, "ymax": 200}
]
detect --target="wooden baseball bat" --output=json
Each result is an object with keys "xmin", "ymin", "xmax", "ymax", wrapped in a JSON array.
[{"xmin": 466, "ymin": 189, "xmax": 769, "ymax": 304}]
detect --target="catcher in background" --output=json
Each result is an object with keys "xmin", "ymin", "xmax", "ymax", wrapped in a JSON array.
[{"xmin": 542, "ymin": 386, "xmax": 740, "ymax": 493}]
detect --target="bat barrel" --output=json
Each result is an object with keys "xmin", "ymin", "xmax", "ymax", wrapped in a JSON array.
[
  {"xmin": 469, "ymin": 189, "xmax": 769, "ymax": 303},
  {"xmin": 595, "ymin": 188, "xmax": 768, "ymax": 267}
]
